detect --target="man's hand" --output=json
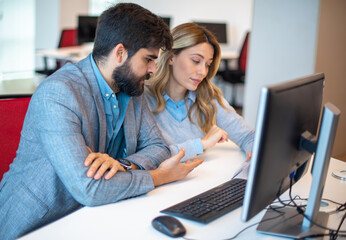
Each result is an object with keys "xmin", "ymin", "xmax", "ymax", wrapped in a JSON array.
[
  {"xmin": 149, "ymin": 148, "xmax": 204, "ymax": 186},
  {"xmin": 84, "ymin": 146, "xmax": 126, "ymax": 180},
  {"xmin": 201, "ymin": 125, "xmax": 228, "ymax": 150}
]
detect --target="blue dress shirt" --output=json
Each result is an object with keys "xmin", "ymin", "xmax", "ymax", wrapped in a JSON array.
[{"xmin": 90, "ymin": 55, "xmax": 130, "ymax": 159}]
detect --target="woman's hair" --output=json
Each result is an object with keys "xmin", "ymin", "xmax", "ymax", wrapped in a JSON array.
[
  {"xmin": 92, "ymin": 3, "xmax": 172, "ymax": 64},
  {"xmin": 146, "ymin": 22, "xmax": 227, "ymax": 134}
]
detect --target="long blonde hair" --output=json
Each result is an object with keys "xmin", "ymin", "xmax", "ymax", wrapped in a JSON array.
[{"xmin": 146, "ymin": 23, "xmax": 227, "ymax": 134}]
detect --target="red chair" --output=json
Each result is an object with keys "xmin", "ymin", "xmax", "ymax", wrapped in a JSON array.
[
  {"xmin": 218, "ymin": 32, "xmax": 250, "ymax": 109},
  {"xmin": 56, "ymin": 29, "xmax": 79, "ymax": 69},
  {"xmin": 0, "ymin": 95, "xmax": 31, "ymax": 181},
  {"xmin": 37, "ymin": 29, "xmax": 79, "ymax": 75},
  {"xmin": 58, "ymin": 29, "xmax": 78, "ymax": 48}
]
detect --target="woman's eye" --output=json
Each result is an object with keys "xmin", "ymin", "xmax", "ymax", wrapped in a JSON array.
[{"xmin": 192, "ymin": 59, "xmax": 200, "ymax": 64}]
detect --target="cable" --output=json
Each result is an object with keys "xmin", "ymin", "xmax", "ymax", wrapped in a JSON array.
[
  {"xmin": 224, "ymin": 205, "xmax": 285, "ymax": 240},
  {"xmin": 284, "ymin": 178, "xmax": 346, "ymax": 239},
  {"xmin": 184, "ymin": 185, "xmax": 345, "ymax": 240},
  {"xmin": 332, "ymin": 211, "xmax": 346, "ymax": 240}
]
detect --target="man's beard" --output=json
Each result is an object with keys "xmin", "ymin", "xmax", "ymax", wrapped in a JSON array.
[{"xmin": 111, "ymin": 59, "xmax": 150, "ymax": 96}]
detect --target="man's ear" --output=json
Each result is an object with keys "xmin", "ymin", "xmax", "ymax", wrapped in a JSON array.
[{"xmin": 113, "ymin": 43, "xmax": 128, "ymax": 64}]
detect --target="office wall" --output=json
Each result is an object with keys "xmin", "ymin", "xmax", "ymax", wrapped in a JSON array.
[
  {"xmin": 243, "ymin": 1, "xmax": 320, "ymax": 125},
  {"xmin": 35, "ymin": 0, "xmax": 59, "ymax": 71},
  {"xmin": 35, "ymin": 0, "xmax": 88, "ymax": 70},
  {"xmin": 0, "ymin": 0, "xmax": 35, "ymax": 79},
  {"xmin": 60, "ymin": 0, "xmax": 89, "ymax": 30},
  {"xmin": 315, "ymin": 0, "xmax": 346, "ymax": 157}
]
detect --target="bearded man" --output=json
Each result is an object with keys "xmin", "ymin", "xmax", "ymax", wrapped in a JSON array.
[{"xmin": 0, "ymin": 3, "xmax": 203, "ymax": 239}]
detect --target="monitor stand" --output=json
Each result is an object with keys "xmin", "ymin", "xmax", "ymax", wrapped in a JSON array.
[
  {"xmin": 257, "ymin": 103, "xmax": 340, "ymax": 239},
  {"xmin": 257, "ymin": 206, "xmax": 328, "ymax": 239}
]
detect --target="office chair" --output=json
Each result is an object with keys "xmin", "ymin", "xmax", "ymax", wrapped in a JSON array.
[
  {"xmin": 56, "ymin": 29, "xmax": 79, "ymax": 69},
  {"xmin": 37, "ymin": 29, "xmax": 79, "ymax": 76},
  {"xmin": 218, "ymin": 32, "xmax": 250, "ymax": 109},
  {"xmin": 0, "ymin": 95, "xmax": 31, "ymax": 181},
  {"xmin": 58, "ymin": 29, "xmax": 78, "ymax": 48}
]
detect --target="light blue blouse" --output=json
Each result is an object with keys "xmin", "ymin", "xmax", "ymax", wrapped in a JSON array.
[{"xmin": 145, "ymin": 89, "xmax": 254, "ymax": 162}]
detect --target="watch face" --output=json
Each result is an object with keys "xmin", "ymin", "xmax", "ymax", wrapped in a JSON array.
[{"xmin": 118, "ymin": 158, "xmax": 132, "ymax": 170}]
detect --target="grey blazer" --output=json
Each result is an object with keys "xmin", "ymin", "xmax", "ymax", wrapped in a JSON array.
[{"xmin": 0, "ymin": 55, "xmax": 170, "ymax": 240}]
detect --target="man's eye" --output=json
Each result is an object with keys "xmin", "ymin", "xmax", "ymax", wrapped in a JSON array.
[{"xmin": 146, "ymin": 58, "xmax": 153, "ymax": 63}]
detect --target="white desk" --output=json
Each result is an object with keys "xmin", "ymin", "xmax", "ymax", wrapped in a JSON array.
[
  {"xmin": 36, "ymin": 44, "xmax": 93, "ymax": 63},
  {"xmin": 221, "ymin": 50, "xmax": 239, "ymax": 60},
  {"xmin": 36, "ymin": 44, "xmax": 93, "ymax": 74},
  {"xmin": 20, "ymin": 142, "xmax": 345, "ymax": 240},
  {"xmin": 37, "ymin": 45, "xmax": 237, "ymax": 73},
  {"xmin": 37, "ymin": 45, "xmax": 237, "ymax": 62}
]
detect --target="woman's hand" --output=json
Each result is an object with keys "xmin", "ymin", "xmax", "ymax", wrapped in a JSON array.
[
  {"xmin": 201, "ymin": 125, "xmax": 228, "ymax": 150},
  {"xmin": 84, "ymin": 147, "xmax": 126, "ymax": 180},
  {"xmin": 246, "ymin": 152, "xmax": 252, "ymax": 160}
]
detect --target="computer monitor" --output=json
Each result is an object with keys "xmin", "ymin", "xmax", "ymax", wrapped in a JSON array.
[
  {"xmin": 194, "ymin": 22, "xmax": 227, "ymax": 44},
  {"xmin": 241, "ymin": 73, "xmax": 340, "ymax": 238},
  {"xmin": 77, "ymin": 16, "xmax": 98, "ymax": 44},
  {"xmin": 160, "ymin": 17, "xmax": 171, "ymax": 29}
]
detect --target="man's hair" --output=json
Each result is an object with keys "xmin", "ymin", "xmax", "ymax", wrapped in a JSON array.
[{"xmin": 92, "ymin": 3, "xmax": 172, "ymax": 63}]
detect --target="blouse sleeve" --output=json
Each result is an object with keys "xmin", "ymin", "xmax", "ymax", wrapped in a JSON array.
[
  {"xmin": 168, "ymin": 138, "xmax": 204, "ymax": 162},
  {"xmin": 215, "ymin": 98, "xmax": 255, "ymax": 154}
]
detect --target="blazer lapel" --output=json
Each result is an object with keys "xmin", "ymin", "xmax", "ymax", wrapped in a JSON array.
[
  {"xmin": 78, "ymin": 55, "xmax": 107, "ymax": 153},
  {"xmin": 123, "ymin": 98, "xmax": 136, "ymax": 156}
]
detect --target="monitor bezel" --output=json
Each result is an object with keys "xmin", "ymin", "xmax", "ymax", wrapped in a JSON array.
[{"xmin": 242, "ymin": 73, "xmax": 325, "ymax": 222}]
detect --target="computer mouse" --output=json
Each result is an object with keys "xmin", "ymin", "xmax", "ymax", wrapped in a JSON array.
[{"xmin": 152, "ymin": 215, "xmax": 186, "ymax": 238}]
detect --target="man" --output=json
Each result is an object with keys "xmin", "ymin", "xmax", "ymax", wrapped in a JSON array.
[{"xmin": 0, "ymin": 3, "xmax": 203, "ymax": 239}]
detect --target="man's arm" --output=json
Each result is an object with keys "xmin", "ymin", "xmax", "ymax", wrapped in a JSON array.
[
  {"xmin": 84, "ymin": 148, "xmax": 204, "ymax": 184},
  {"xmin": 32, "ymin": 82, "xmax": 156, "ymax": 206}
]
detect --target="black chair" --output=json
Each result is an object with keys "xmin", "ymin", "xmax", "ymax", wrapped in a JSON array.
[{"xmin": 218, "ymin": 32, "xmax": 250, "ymax": 109}]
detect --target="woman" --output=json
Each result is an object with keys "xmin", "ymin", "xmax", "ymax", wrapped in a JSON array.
[{"xmin": 145, "ymin": 23, "xmax": 254, "ymax": 162}]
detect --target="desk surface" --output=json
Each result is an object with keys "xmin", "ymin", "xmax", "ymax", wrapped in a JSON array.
[
  {"xmin": 20, "ymin": 142, "xmax": 346, "ymax": 240},
  {"xmin": 37, "ymin": 45, "xmax": 238, "ymax": 62},
  {"xmin": 0, "ymin": 78, "xmax": 37, "ymax": 97}
]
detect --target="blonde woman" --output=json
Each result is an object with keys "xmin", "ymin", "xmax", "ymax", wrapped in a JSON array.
[{"xmin": 145, "ymin": 23, "xmax": 254, "ymax": 162}]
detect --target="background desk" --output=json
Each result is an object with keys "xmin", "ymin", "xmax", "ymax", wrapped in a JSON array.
[
  {"xmin": 0, "ymin": 78, "xmax": 37, "ymax": 97},
  {"xmin": 36, "ymin": 44, "xmax": 93, "ymax": 74},
  {"xmin": 20, "ymin": 142, "xmax": 346, "ymax": 240},
  {"xmin": 37, "ymin": 45, "xmax": 238, "ymax": 73}
]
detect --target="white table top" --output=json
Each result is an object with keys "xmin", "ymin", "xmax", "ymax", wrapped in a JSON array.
[
  {"xmin": 36, "ymin": 44, "xmax": 93, "ymax": 63},
  {"xmin": 36, "ymin": 45, "xmax": 238, "ymax": 62},
  {"xmin": 20, "ymin": 141, "xmax": 346, "ymax": 240}
]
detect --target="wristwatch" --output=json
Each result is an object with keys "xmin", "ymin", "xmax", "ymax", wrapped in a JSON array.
[{"xmin": 117, "ymin": 158, "xmax": 132, "ymax": 170}]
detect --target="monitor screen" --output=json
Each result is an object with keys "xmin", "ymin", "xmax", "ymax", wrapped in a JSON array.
[
  {"xmin": 77, "ymin": 16, "xmax": 98, "ymax": 44},
  {"xmin": 160, "ymin": 17, "xmax": 171, "ymax": 29},
  {"xmin": 241, "ymin": 73, "xmax": 340, "ymax": 238},
  {"xmin": 194, "ymin": 22, "xmax": 228, "ymax": 44}
]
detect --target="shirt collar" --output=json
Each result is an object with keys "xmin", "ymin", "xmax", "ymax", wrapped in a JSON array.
[
  {"xmin": 90, "ymin": 54, "xmax": 115, "ymax": 100},
  {"xmin": 163, "ymin": 90, "xmax": 196, "ymax": 103}
]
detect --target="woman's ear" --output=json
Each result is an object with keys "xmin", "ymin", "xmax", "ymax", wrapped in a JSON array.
[
  {"xmin": 113, "ymin": 43, "xmax": 128, "ymax": 64},
  {"xmin": 169, "ymin": 54, "xmax": 175, "ymax": 66}
]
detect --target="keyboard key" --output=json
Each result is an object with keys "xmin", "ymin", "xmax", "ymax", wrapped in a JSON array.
[{"xmin": 161, "ymin": 178, "xmax": 247, "ymax": 223}]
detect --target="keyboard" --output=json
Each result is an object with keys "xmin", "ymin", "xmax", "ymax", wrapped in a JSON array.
[{"xmin": 161, "ymin": 178, "xmax": 247, "ymax": 223}]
